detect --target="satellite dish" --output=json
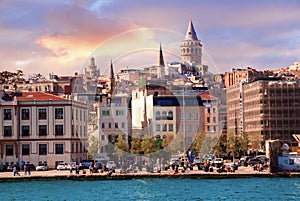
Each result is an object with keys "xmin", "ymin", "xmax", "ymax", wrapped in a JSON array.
[{"xmin": 282, "ymin": 143, "xmax": 289, "ymax": 151}]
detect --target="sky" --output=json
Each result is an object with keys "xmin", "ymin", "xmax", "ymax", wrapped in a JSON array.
[{"xmin": 0, "ymin": 0, "xmax": 300, "ymax": 77}]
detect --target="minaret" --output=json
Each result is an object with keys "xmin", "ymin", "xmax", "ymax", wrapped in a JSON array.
[
  {"xmin": 157, "ymin": 43, "xmax": 165, "ymax": 79},
  {"xmin": 180, "ymin": 17, "xmax": 202, "ymax": 65},
  {"xmin": 110, "ymin": 60, "xmax": 115, "ymax": 96}
]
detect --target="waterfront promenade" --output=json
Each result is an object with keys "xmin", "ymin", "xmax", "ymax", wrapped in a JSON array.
[{"xmin": 2, "ymin": 164, "xmax": 298, "ymax": 182}]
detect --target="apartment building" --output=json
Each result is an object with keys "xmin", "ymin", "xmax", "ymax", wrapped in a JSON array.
[
  {"xmin": 131, "ymin": 85, "xmax": 205, "ymax": 149},
  {"xmin": 0, "ymin": 91, "xmax": 88, "ymax": 168},
  {"xmin": 98, "ymin": 95, "xmax": 131, "ymax": 158},
  {"xmin": 227, "ymin": 79, "xmax": 300, "ymax": 146},
  {"xmin": 198, "ymin": 93, "xmax": 220, "ymax": 139}
]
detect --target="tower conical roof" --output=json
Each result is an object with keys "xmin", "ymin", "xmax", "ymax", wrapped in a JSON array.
[
  {"xmin": 110, "ymin": 60, "xmax": 115, "ymax": 79},
  {"xmin": 185, "ymin": 17, "xmax": 198, "ymax": 40},
  {"xmin": 158, "ymin": 43, "xmax": 165, "ymax": 66}
]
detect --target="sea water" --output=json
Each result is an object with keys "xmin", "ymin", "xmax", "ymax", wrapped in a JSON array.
[{"xmin": 0, "ymin": 178, "xmax": 299, "ymax": 201}]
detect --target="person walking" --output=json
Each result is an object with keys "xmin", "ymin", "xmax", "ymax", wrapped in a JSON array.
[
  {"xmin": 24, "ymin": 164, "xmax": 27, "ymax": 176},
  {"xmin": 13, "ymin": 166, "xmax": 20, "ymax": 176},
  {"xmin": 27, "ymin": 165, "xmax": 31, "ymax": 176},
  {"xmin": 89, "ymin": 162, "xmax": 94, "ymax": 174}
]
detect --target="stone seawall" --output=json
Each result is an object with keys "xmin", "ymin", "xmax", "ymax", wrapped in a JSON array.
[{"xmin": 1, "ymin": 170, "xmax": 299, "ymax": 182}]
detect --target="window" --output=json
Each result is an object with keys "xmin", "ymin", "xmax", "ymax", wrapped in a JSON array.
[
  {"xmin": 84, "ymin": 111, "xmax": 86, "ymax": 122},
  {"xmin": 194, "ymin": 125, "xmax": 198, "ymax": 132},
  {"xmin": 102, "ymin": 123, "xmax": 105, "ymax": 128},
  {"xmin": 167, "ymin": 111, "xmax": 173, "ymax": 120},
  {"xmin": 213, "ymin": 126, "xmax": 216, "ymax": 132},
  {"xmin": 108, "ymin": 123, "xmax": 111, "ymax": 128},
  {"xmin": 180, "ymin": 112, "xmax": 184, "ymax": 120},
  {"xmin": 55, "ymin": 125, "xmax": 64, "ymax": 135},
  {"xmin": 162, "ymin": 124, "xmax": 167, "ymax": 132},
  {"xmin": 207, "ymin": 108, "xmax": 210, "ymax": 113},
  {"xmin": 213, "ymin": 108, "xmax": 216, "ymax": 113},
  {"xmin": 80, "ymin": 110, "xmax": 82, "ymax": 121},
  {"xmin": 155, "ymin": 111, "xmax": 161, "ymax": 120},
  {"xmin": 55, "ymin": 108, "xmax": 64, "ymax": 119},
  {"xmin": 4, "ymin": 126, "xmax": 12, "ymax": 137},
  {"xmin": 55, "ymin": 144, "xmax": 64, "ymax": 154},
  {"xmin": 187, "ymin": 113, "xmax": 191, "ymax": 120},
  {"xmin": 116, "ymin": 110, "xmax": 124, "ymax": 116},
  {"xmin": 213, "ymin": 117, "xmax": 216, "ymax": 123},
  {"xmin": 101, "ymin": 135, "xmax": 105, "ymax": 141},
  {"xmin": 102, "ymin": 110, "xmax": 110, "ymax": 116},
  {"xmin": 21, "ymin": 109, "xmax": 30, "ymax": 120},
  {"xmin": 115, "ymin": 123, "xmax": 118, "ymax": 128},
  {"xmin": 121, "ymin": 122, "xmax": 125, "ymax": 128},
  {"xmin": 156, "ymin": 124, "xmax": 160, "ymax": 132},
  {"xmin": 22, "ymin": 144, "xmax": 30, "ymax": 155},
  {"xmin": 188, "ymin": 124, "xmax": 192, "ymax": 132},
  {"xmin": 162, "ymin": 111, "xmax": 167, "ymax": 120},
  {"xmin": 194, "ymin": 113, "xmax": 198, "ymax": 120},
  {"xmin": 169, "ymin": 124, "xmax": 173, "ymax": 131},
  {"xmin": 38, "ymin": 108, "xmax": 47, "ymax": 120},
  {"xmin": 207, "ymin": 117, "xmax": 210, "ymax": 123},
  {"xmin": 39, "ymin": 125, "xmax": 47, "ymax": 136},
  {"xmin": 6, "ymin": 145, "xmax": 13, "ymax": 156},
  {"xmin": 180, "ymin": 124, "xmax": 184, "ymax": 132},
  {"xmin": 4, "ymin": 109, "xmax": 12, "ymax": 120},
  {"xmin": 22, "ymin": 125, "xmax": 30, "ymax": 136},
  {"xmin": 39, "ymin": 144, "xmax": 47, "ymax": 155}
]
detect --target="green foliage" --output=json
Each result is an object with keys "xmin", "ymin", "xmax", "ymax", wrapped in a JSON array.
[
  {"xmin": 190, "ymin": 131, "xmax": 206, "ymax": 154},
  {"xmin": 114, "ymin": 136, "xmax": 129, "ymax": 158},
  {"xmin": 87, "ymin": 135, "xmax": 99, "ymax": 158},
  {"xmin": 130, "ymin": 137, "xmax": 142, "ymax": 154},
  {"xmin": 213, "ymin": 135, "xmax": 227, "ymax": 156},
  {"xmin": 141, "ymin": 138, "xmax": 158, "ymax": 154},
  {"xmin": 0, "ymin": 70, "xmax": 25, "ymax": 84}
]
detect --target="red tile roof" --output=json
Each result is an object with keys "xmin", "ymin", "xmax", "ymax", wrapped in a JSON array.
[
  {"xmin": 16, "ymin": 92, "xmax": 67, "ymax": 101},
  {"xmin": 197, "ymin": 92, "xmax": 214, "ymax": 99}
]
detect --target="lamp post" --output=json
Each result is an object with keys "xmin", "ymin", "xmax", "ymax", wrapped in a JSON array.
[{"xmin": 183, "ymin": 84, "xmax": 187, "ymax": 161}]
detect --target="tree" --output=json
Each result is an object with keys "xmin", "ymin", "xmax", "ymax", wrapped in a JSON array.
[
  {"xmin": 141, "ymin": 138, "xmax": 158, "ymax": 154},
  {"xmin": 190, "ymin": 131, "xmax": 206, "ymax": 154},
  {"xmin": 0, "ymin": 70, "xmax": 25, "ymax": 84},
  {"xmin": 163, "ymin": 131, "xmax": 184, "ymax": 155},
  {"xmin": 213, "ymin": 135, "xmax": 227, "ymax": 156},
  {"xmin": 248, "ymin": 132, "xmax": 263, "ymax": 155},
  {"xmin": 226, "ymin": 132, "xmax": 238, "ymax": 158},
  {"xmin": 114, "ymin": 136, "xmax": 129, "ymax": 164},
  {"xmin": 87, "ymin": 135, "xmax": 99, "ymax": 159},
  {"xmin": 237, "ymin": 132, "xmax": 249, "ymax": 156},
  {"xmin": 130, "ymin": 137, "xmax": 142, "ymax": 154}
]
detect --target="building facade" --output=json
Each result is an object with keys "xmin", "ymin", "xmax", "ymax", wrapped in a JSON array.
[
  {"xmin": 227, "ymin": 79, "xmax": 300, "ymax": 147},
  {"xmin": 98, "ymin": 95, "xmax": 131, "ymax": 158},
  {"xmin": 0, "ymin": 91, "xmax": 88, "ymax": 168}
]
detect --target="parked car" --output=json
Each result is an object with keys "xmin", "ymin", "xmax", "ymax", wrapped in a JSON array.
[
  {"xmin": 213, "ymin": 158, "xmax": 224, "ymax": 168},
  {"xmin": 0, "ymin": 164, "xmax": 7, "ymax": 172},
  {"xmin": 192, "ymin": 157, "xmax": 202, "ymax": 166},
  {"xmin": 24, "ymin": 163, "xmax": 36, "ymax": 171},
  {"xmin": 80, "ymin": 160, "xmax": 94, "ymax": 169},
  {"xmin": 248, "ymin": 158, "xmax": 263, "ymax": 166},
  {"xmin": 169, "ymin": 158, "xmax": 179, "ymax": 166},
  {"xmin": 56, "ymin": 163, "xmax": 68, "ymax": 170},
  {"xmin": 106, "ymin": 161, "xmax": 116, "ymax": 169},
  {"xmin": 36, "ymin": 164, "xmax": 48, "ymax": 171}
]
